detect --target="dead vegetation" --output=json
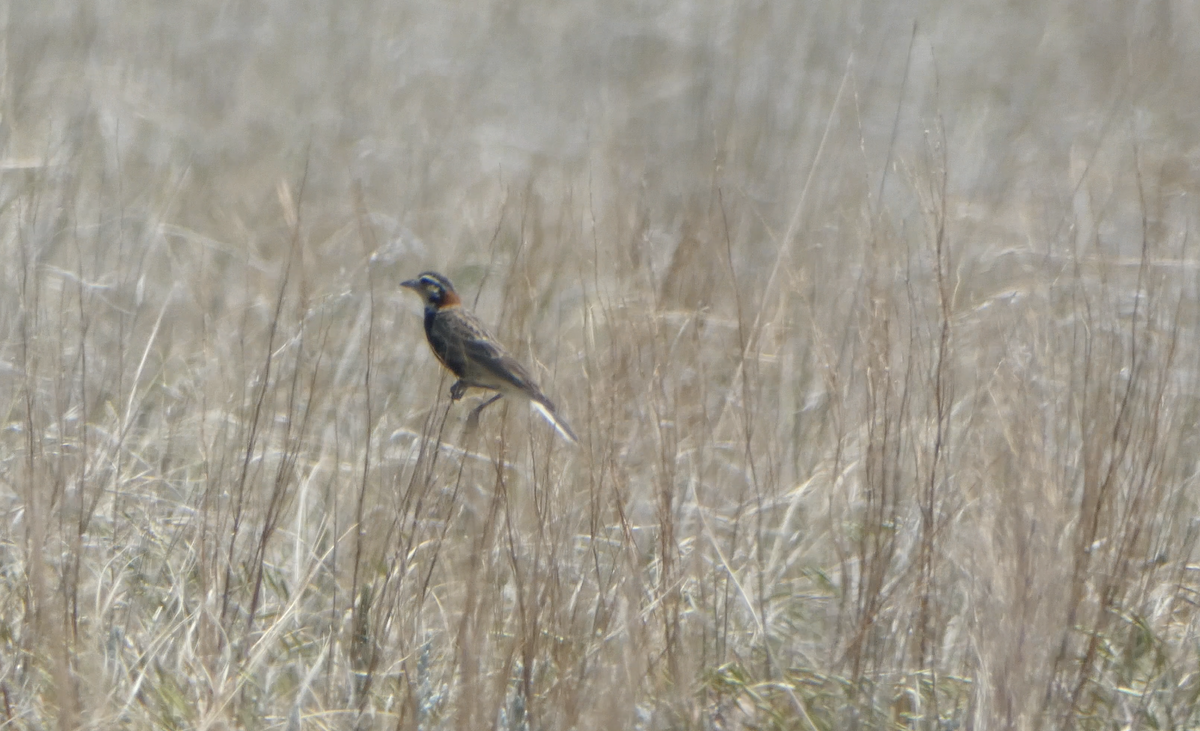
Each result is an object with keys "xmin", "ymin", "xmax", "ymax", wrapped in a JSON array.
[{"xmin": 2, "ymin": 2, "xmax": 1200, "ymax": 729}]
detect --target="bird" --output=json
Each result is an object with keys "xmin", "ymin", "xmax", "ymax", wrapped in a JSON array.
[{"xmin": 400, "ymin": 271, "xmax": 578, "ymax": 443}]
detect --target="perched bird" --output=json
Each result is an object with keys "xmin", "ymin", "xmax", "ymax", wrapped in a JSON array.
[{"xmin": 400, "ymin": 271, "xmax": 578, "ymax": 443}]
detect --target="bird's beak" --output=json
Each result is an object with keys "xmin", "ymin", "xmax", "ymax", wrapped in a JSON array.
[{"xmin": 399, "ymin": 278, "xmax": 420, "ymax": 291}]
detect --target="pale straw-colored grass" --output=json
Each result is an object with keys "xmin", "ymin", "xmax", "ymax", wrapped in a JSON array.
[{"xmin": 3, "ymin": 2, "xmax": 1200, "ymax": 729}]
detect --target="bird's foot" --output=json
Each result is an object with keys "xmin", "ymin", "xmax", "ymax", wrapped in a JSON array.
[
  {"xmin": 464, "ymin": 408, "xmax": 482, "ymax": 436},
  {"xmin": 450, "ymin": 380, "xmax": 468, "ymax": 401},
  {"xmin": 463, "ymin": 394, "xmax": 501, "ymax": 439}
]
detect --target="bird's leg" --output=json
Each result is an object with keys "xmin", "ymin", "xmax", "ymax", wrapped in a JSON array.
[
  {"xmin": 469, "ymin": 393, "xmax": 503, "ymax": 420},
  {"xmin": 449, "ymin": 380, "xmax": 468, "ymax": 401},
  {"xmin": 465, "ymin": 393, "xmax": 502, "ymax": 435}
]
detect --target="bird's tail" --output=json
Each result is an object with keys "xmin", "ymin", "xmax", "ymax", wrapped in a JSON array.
[{"xmin": 531, "ymin": 398, "xmax": 578, "ymax": 444}]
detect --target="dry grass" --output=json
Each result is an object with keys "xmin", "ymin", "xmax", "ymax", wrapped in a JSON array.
[{"xmin": 3, "ymin": 1, "xmax": 1200, "ymax": 729}]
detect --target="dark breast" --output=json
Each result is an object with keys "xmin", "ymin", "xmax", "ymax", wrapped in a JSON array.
[
  {"xmin": 425, "ymin": 306, "xmax": 540, "ymax": 394},
  {"xmin": 425, "ymin": 306, "xmax": 469, "ymax": 378}
]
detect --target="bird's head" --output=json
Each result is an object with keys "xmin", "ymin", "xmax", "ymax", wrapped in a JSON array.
[{"xmin": 400, "ymin": 271, "xmax": 460, "ymax": 309}]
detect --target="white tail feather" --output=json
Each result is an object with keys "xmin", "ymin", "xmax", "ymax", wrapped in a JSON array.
[{"xmin": 531, "ymin": 399, "xmax": 578, "ymax": 444}]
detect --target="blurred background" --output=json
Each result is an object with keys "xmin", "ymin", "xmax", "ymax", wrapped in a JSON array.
[
  {"xmin": 10, "ymin": 1, "xmax": 1198, "ymax": 265},
  {"xmin": 3, "ymin": 1, "xmax": 1200, "ymax": 728}
]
